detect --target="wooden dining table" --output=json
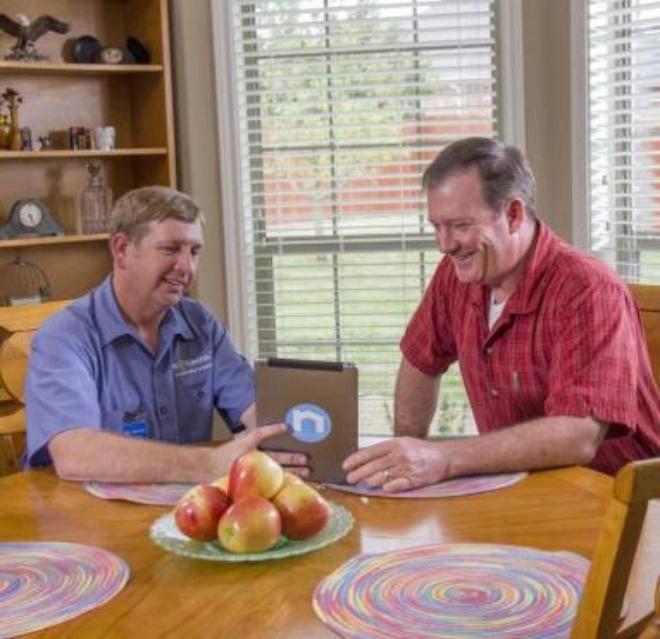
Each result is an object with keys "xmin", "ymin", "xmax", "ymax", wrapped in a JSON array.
[{"xmin": 1, "ymin": 465, "xmax": 657, "ymax": 638}]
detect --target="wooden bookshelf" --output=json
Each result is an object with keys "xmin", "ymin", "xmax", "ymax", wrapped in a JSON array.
[{"xmin": 0, "ymin": 0, "xmax": 176, "ymax": 302}]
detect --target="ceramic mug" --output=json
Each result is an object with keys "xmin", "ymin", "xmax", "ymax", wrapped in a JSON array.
[{"xmin": 93, "ymin": 126, "xmax": 116, "ymax": 151}]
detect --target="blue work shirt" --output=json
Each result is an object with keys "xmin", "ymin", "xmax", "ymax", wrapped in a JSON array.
[{"xmin": 25, "ymin": 276, "xmax": 255, "ymax": 467}]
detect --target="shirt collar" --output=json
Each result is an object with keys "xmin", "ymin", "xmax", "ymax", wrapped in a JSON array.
[
  {"xmin": 92, "ymin": 276, "xmax": 196, "ymax": 347},
  {"xmin": 504, "ymin": 219, "xmax": 557, "ymax": 315}
]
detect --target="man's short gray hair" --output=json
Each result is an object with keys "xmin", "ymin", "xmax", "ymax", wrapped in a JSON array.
[
  {"xmin": 110, "ymin": 186, "xmax": 206, "ymax": 241},
  {"xmin": 422, "ymin": 137, "xmax": 536, "ymax": 217}
]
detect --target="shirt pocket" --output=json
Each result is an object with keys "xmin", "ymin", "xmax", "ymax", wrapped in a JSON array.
[
  {"xmin": 175, "ymin": 370, "xmax": 215, "ymax": 444},
  {"xmin": 501, "ymin": 366, "xmax": 548, "ymax": 419},
  {"xmin": 176, "ymin": 369, "xmax": 213, "ymax": 409}
]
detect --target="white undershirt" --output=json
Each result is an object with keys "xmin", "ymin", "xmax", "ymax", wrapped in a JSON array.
[{"xmin": 488, "ymin": 293, "xmax": 506, "ymax": 329}]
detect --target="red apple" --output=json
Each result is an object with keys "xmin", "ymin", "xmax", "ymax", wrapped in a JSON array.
[
  {"xmin": 173, "ymin": 483, "xmax": 231, "ymax": 542},
  {"xmin": 272, "ymin": 482, "xmax": 331, "ymax": 540},
  {"xmin": 274, "ymin": 471, "xmax": 304, "ymax": 497},
  {"xmin": 217, "ymin": 496, "xmax": 282, "ymax": 553},
  {"xmin": 229, "ymin": 450, "xmax": 284, "ymax": 501}
]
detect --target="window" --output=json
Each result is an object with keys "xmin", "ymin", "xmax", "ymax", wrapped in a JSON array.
[
  {"xmin": 213, "ymin": 0, "xmax": 522, "ymax": 435},
  {"xmin": 584, "ymin": 0, "xmax": 660, "ymax": 280}
]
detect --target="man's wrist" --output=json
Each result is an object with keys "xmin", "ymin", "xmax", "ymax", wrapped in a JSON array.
[{"xmin": 394, "ymin": 422, "xmax": 429, "ymax": 438}]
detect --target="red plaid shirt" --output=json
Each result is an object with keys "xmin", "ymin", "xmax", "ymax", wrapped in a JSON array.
[{"xmin": 401, "ymin": 221, "xmax": 660, "ymax": 475}]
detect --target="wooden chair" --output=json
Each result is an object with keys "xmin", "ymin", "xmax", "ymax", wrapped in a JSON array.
[
  {"xmin": 638, "ymin": 578, "xmax": 660, "ymax": 639},
  {"xmin": 0, "ymin": 404, "xmax": 25, "ymax": 476},
  {"xmin": 0, "ymin": 299, "xmax": 69, "ymax": 336},
  {"xmin": 629, "ymin": 284, "xmax": 660, "ymax": 387},
  {"xmin": 570, "ymin": 458, "xmax": 660, "ymax": 638},
  {"xmin": 0, "ymin": 330, "xmax": 33, "ymax": 476},
  {"xmin": 0, "ymin": 301, "xmax": 69, "ymax": 477},
  {"xmin": 0, "ymin": 330, "xmax": 34, "ymax": 404}
]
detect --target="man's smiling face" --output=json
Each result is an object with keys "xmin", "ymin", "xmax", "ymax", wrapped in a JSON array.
[
  {"xmin": 427, "ymin": 167, "xmax": 517, "ymax": 289},
  {"xmin": 118, "ymin": 218, "xmax": 204, "ymax": 314}
]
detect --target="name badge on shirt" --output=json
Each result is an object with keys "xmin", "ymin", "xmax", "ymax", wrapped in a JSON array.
[{"xmin": 122, "ymin": 408, "xmax": 150, "ymax": 439}]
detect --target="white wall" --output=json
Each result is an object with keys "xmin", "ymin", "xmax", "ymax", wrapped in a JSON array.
[
  {"xmin": 169, "ymin": 0, "xmax": 227, "ymax": 319},
  {"xmin": 522, "ymin": 0, "xmax": 574, "ymax": 241}
]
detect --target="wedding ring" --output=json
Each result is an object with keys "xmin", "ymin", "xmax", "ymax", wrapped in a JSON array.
[{"xmin": 384, "ymin": 468, "xmax": 392, "ymax": 481}]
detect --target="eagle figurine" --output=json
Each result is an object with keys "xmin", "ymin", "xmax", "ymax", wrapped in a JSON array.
[{"xmin": 0, "ymin": 13, "xmax": 70, "ymax": 61}]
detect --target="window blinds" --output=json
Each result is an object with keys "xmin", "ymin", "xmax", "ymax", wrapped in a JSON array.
[
  {"xmin": 588, "ymin": 0, "xmax": 660, "ymax": 281},
  {"xmin": 221, "ymin": 0, "xmax": 500, "ymax": 435}
]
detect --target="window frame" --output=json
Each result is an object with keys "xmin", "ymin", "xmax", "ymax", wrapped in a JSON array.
[
  {"xmin": 211, "ymin": 0, "xmax": 525, "ymax": 352},
  {"xmin": 571, "ymin": 0, "xmax": 660, "ymax": 276}
]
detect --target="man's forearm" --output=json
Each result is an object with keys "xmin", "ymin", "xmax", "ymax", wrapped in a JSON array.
[
  {"xmin": 49, "ymin": 428, "xmax": 220, "ymax": 483},
  {"xmin": 47, "ymin": 421, "xmax": 308, "ymax": 483},
  {"xmin": 393, "ymin": 358, "xmax": 440, "ymax": 437},
  {"xmin": 441, "ymin": 415, "xmax": 608, "ymax": 479}
]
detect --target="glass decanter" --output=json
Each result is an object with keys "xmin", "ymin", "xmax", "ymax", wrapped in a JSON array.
[{"xmin": 80, "ymin": 161, "xmax": 112, "ymax": 234}]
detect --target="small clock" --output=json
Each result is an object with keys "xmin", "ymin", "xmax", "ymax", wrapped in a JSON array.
[
  {"xmin": 97, "ymin": 47, "xmax": 124, "ymax": 64},
  {"xmin": 0, "ymin": 199, "xmax": 64, "ymax": 239}
]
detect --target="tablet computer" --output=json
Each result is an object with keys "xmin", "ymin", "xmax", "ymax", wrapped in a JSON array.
[{"xmin": 256, "ymin": 357, "xmax": 359, "ymax": 484}]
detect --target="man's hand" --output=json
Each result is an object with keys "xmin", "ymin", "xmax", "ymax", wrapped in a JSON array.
[
  {"xmin": 342, "ymin": 437, "xmax": 450, "ymax": 493},
  {"xmin": 212, "ymin": 423, "xmax": 310, "ymax": 478},
  {"xmin": 343, "ymin": 415, "xmax": 609, "ymax": 494}
]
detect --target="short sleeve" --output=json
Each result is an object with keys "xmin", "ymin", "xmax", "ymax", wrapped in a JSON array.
[
  {"xmin": 400, "ymin": 258, "xmax": 458, "ymax": 376},
  {"xmin": 25, "ymin": 314, "xmax": 103, "ymax": 467},
  {"xmin": 544, "ymin": 281, "xmax": 639, "ymax": 434},
  {"xmin": 209, "ymin": 317, "xmax": 255, "ymax": 429}
]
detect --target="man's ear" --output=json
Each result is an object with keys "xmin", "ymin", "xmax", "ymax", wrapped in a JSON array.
[
  {"xmin": 110, "ymin": 233, "xmax": 131, "ymax": 269},
  {"xmin": 505, "ymin": 198, "xmax": 526, "ymax": 233}
]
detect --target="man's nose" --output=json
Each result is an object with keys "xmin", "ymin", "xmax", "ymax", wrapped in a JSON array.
[
  {"xmin": 174, "ymin": 251, "xmax": 196, "ymax": 272},
  {"xmin": 434, "ymin": 227, "xmax": 457, "ymax": 254}
]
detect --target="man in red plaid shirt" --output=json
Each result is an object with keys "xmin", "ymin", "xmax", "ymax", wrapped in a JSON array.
[{"xmin": 344, "ymin": 137, "xmax": 660, "ymax": 492}]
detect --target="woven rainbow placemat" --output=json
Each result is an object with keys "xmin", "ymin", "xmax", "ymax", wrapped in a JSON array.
[
  {"xmin": 84, "ymin": 481, "xmax": 194, "ymax": 505},
  {"xmin": 0, "ymin": 541, "xmax": 130, "ymax": 638},
  {"xmin": 328, "ymin": 472, "xmax": 527, "ymax": 499},
  {"xmin": 313, "ymin": 543, "xmax": 587, "ymax": 638}
]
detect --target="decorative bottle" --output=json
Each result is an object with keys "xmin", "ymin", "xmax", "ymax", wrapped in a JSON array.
[
  {"xmin": 80, "ymin": 162, "xmax": 112, "ymax": 234},
  {"xmin": 0, "ymin": 113, "xmax": 10, "ymax": 149},
  {"xmin": 1, "ymin": 87, "xmax": 23, "ymax": 151},
  {"xmin": 8, "ymin": 103, "xmax": 21, "ymax": 151}
]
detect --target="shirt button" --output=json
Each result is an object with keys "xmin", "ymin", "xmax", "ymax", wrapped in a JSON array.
[
  {"xmin": 159, "ymin": 406, "xmax": 168, "ymax": 415},
  {"xmin": 486, "ymin": 347, "xmax": 493, "ymax": 355},
  {"xmin": 490, "ymin": 388, "xmax": 499, "ymax": 397}
]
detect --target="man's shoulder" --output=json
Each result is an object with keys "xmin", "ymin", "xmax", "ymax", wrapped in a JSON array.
[
  {"xmin": 552, "ymin": 240, "xmax": 621, "ymax": 287},
  {"xmin": 539, "ymin": 227, "xmax": 623, "ymax": 290},
  {"xmin": 30, "ymin": 295, "xmax": 101, "ymax": 361},
  {"xmin": 38, "ymin": 293, "xmax": 95, "ymax": 335}
]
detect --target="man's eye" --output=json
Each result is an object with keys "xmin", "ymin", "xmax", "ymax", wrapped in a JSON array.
[{"xmin": 453, "ymin": 223, "xmax": 470, "ymax": 232}]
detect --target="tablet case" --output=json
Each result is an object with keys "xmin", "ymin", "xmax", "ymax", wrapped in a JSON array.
[{"xmin": 256, "ymin": 358, "xmax": 358, "ymax": 483}]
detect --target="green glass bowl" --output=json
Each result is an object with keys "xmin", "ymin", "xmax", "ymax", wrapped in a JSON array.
[{"xmin": 149, "ymin": 501, "xmax": 353, "ymax": 562}]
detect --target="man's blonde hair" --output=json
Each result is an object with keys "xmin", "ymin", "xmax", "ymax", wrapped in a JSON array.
[{"xmin": 110, "ymin": 186, "xmax": 205, "ymax": 241}]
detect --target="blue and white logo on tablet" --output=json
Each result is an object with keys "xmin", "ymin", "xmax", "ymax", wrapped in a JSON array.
[{"xmin": 285, "ymin": 403, "xmax": 332, "ymax": 443}]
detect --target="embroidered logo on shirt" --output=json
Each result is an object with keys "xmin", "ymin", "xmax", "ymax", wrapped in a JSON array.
[{"xmin": 172, "ymin": 353, "xmax": 212, "ymax": 377}]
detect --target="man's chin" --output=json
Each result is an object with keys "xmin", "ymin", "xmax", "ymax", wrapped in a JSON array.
[
  {"xmin": 452, "ymin": 262, "xmax": 481, "ymax": 284},
  {"xmin": 160, "ymin": 287, "xmax": 186, "ymax": 305}
]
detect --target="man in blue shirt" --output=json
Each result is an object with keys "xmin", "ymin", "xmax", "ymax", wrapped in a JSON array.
[{"xmin": 26, "ymin": 186, "xmax": 307, "ymax": 482}]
